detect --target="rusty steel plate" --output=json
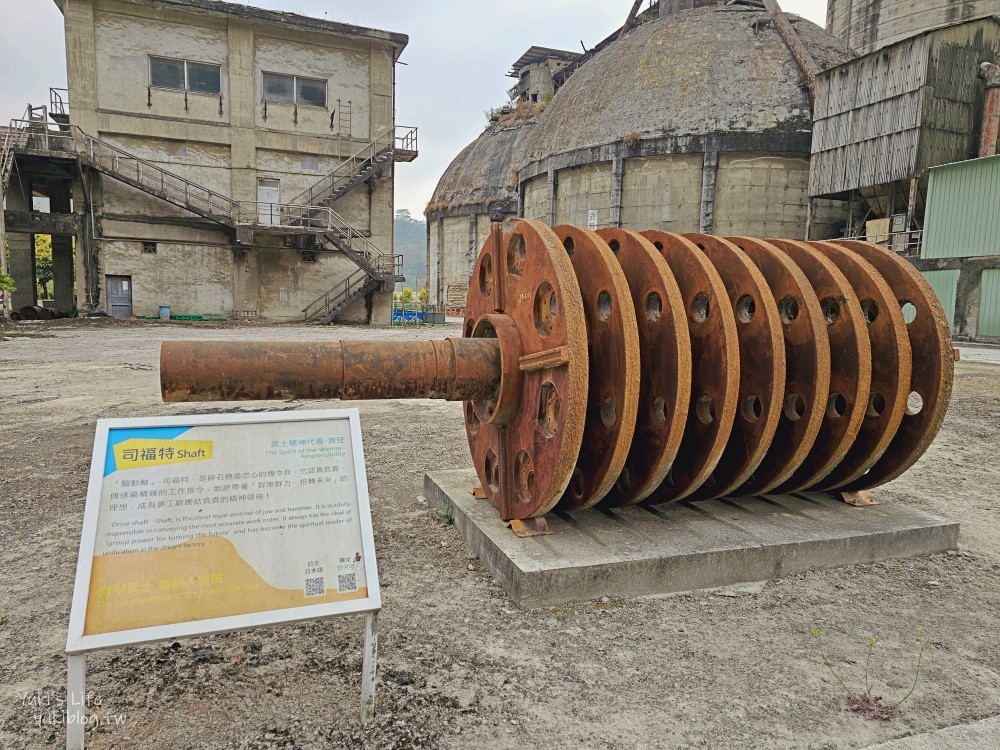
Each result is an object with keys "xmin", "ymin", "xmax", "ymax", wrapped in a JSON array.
[
  {"xmin": 463, "ymin": 218, "xmax": 589, "ymax": 519},
  {"xmin": 641, "ymin": 231, "xmax": 739, "ymax": 502},
  {"xmin": 596, "ymin": 228, "xmax": 692, "ymax": 505},
  {"xmin": 830, "ymin": 240, "xmax": 955, "ymax": 492},
  {"xmin": 807, "ymin": 241, "xmax": 912, "ymax": 491},
  {"xmin": 552, "ymin": 225, "xmax": 641, "ymax": 511},
  {"xmin": 681, "ymin": 234, "xmax": 785, "ymax": 499},
  {"xmin": 724, "ymin": 237, "xmax": 829, "ymax": 494},
  {"xmin": 767, "ymin": 239, "xmax": 871, "ymax": 491}
]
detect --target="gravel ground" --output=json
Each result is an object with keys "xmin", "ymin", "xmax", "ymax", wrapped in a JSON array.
[{"xmin": 0, "ymin": 318, "xmax": 998, "ymax": 750}]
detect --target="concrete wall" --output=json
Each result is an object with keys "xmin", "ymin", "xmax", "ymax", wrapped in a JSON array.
[
  {"xmin": 620, "ymin": 154, "xmax": 702, "ymax": 232},
  {"xmin": 713, "ymin": 154, "xmax": 813, "ymax": 239},
  {"xmin": 522, "ymin": 174, "xmax": 549, "ymax": 221},
  {"xmin": 51, "ymin": 0, "xmax": 402, "ymax": 322},
  {"xmin": 553, "ymin": 162, "xmax": 613, "ymax": 228}
]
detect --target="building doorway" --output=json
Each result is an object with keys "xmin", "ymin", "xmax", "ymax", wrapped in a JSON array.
[
  {"xmin": 106, "ymin": 275, "xmax": 133, "ymax": 318},
  {"xmin": 257, "ymin": 178, "xmax": 280, "ymax": 225}
]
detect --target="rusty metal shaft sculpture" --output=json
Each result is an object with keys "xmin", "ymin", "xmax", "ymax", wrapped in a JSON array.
[{"xmin": 161, "ymin": 220, "xmax": 954, "ymax": 521}]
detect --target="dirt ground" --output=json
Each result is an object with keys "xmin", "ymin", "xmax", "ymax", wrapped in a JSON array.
[{"xmin": 1, "ymin": 318, "xmax": 998, "ymax": 750}]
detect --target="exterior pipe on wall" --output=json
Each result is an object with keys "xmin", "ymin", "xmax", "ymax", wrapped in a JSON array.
[{"xmin": 979, "ymin": 62, "xmax": 1000, "ymax": 158}]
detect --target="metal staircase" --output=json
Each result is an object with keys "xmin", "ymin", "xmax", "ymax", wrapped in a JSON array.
[
  {"xmin": 290, "ymin": 125, "xmax": 418, "ymax": 210},
  {"xmin": 301, "ymin": 267, "xmax": 383, "ymax": 324}
]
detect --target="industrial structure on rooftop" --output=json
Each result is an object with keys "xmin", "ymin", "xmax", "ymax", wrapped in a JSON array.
[
  {"xmin": 426, "ymin": 0, "xmax": 1000, "ymax": 340},
  {"xmin": 0, "ymin": 0, "xmax": 417, "ymax": 323}
]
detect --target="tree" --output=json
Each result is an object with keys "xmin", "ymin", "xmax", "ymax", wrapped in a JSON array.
[
  {"xmin": 34, "ymin": 235, "xmax": 53, "ymax": 298},
  {"xmin": 400, "ymin": 287, "xmax": 414, "ymax": 304},
  {"xmin": 0, "ymin": 271, "xmax": 15, "ymax": 294},
  {"xmin": 418, "ymin": 288, "xmax": 428, "ymax": 304}
]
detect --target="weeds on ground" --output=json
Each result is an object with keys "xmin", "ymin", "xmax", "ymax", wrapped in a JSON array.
[
  {"xmin": 810, "ymin": 627, "xmax": 928, "ymax": 720},
  {"xmin": 437, "ymin": 504, "xmax": 455, "ymax": 526}
]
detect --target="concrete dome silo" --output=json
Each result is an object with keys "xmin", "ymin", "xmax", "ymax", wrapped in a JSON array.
[{"xmin": 516, "ymin": 3, "xmax": 856, "ymax": 240}]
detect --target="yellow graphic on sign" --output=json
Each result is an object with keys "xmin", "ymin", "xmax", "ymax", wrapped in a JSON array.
[
  {"xmin": 84, "ymin": 536, "xmax": 366, "ymax": 635},
  {"xmin": 114, "ymin": 439, "xmax": 213, "ymax": 470}
]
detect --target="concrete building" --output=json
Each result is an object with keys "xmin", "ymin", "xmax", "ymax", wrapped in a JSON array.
[
  {"xmin": 827, "ymin": 0, "xmax": 1000, "ymax": 54},
  {"xmin": 507, "ymin": 47, "xmax": 579, "ymax": 104},
  {"xmin": 0, "ymin": 0, "xmax": 417, "ymax": 323}
]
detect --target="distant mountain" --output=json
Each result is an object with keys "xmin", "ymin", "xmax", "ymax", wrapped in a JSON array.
[{"xmin": 394, "ymin": 209, "xmax": 427, "ymax": 290}]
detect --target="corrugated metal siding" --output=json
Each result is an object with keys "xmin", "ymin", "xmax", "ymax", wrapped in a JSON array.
[
  {"xmin": 923, "ymin": 155, "xmax": 1000, "ymax": 259},
  {"xmin": 920, "ymin": 270, "xmax": 960, "ymax": 329},
  {"xmin": 979, "ymin": 269, "xmax": 1000, "ymax": 337}
]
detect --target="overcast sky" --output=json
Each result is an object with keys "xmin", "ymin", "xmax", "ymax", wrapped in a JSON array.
[{"xmin": 0, "ymin": 0, "xmax": 827, "ymax": 217}]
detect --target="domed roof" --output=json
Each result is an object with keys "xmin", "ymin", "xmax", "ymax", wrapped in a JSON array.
[
  {"xmin": 519, "ymin": 5, "xmax": 855, "ymax": 165},
  {"xmin": 426, "ymin": 118, "xmax": 536, "ymax": 217}
]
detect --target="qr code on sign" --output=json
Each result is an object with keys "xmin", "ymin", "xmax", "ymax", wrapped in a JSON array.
[
  {"xmin": 304, "ymin": 577, "xmax": 325, "ymax": 597},
  {"xmin": 337, "ymin": 573, "xmax": 357, "ymax": 593}
]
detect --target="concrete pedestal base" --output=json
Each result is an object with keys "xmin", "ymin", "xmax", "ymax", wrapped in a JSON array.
[{"xmin": 424, "ymin": 469, "xmax": 959, "ymax": 609}]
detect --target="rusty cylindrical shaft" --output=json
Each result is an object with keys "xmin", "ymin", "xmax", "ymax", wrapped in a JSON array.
[
  {"xmin": 979, "ymin": 62, "xmax": 1000, "ymax": 158},
  {"xmin": 160, "ymin": 338, "xmax": 502, "ymax": 403}
]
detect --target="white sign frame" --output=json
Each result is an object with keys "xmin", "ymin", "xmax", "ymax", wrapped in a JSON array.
[{"xmin": 65, "ymin": 409, "xmax": 381, "ymax": 748}]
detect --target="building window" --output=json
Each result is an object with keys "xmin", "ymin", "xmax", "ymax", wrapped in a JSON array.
[
  {"xmin": 262, "ymin": 72, "xmax": 327, "ymax": 108},
  {"xmin": 150, "ymin": 56, "xmax": 221, "ymax": 94},
  {"xmin": 141, "ymin": 242, "xmax": 157, "ymax": 254},
  {"xmin": 301, "ymin": 155, "xmax": 319, "ymax": 170}
]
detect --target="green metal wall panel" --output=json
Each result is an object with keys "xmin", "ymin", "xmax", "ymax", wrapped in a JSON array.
[
  {"xmin": 920, "ymin": 269, "xmax": 959, "ymax": 329},
  {"xmin": 979, "ymin": 269, "xmax": 1000, "ymax": 337},
  {"xmin": 923, "ymin": 155, "xmax": 1000, "ymax": 259}
]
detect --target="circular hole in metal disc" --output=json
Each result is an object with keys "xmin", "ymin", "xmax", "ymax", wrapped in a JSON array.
[
  {"xmin": 465, "ymin": 402, "xmax": 480, "ymax": 434},
  {"xmin": 570, "ymin": 468, "xmax": 585, "ymax": 499},
  {"xmin": 563, "ymin": 236, "xmax": 575, "ymax": 255},
  {"xmin": 534, "ymin": 282, "xmax": 557, "ymax": 337},
  {"xmin": 906, "ymin": 391, "xmax": 924, "ymax": 416},
  {"xmin": 484, "ymin": 449, "xmax": 500, "ymax": 493},
  {"xmin": 784, "ymin": 393, "xmax": 805, "ymax": 421},
  {"xmin": 600, "ymin": 396, "xmax": 617, "ymax": 427},
  {"xmin": 514, "ymin": 450, "xmax": 534, "ymax": 500},
  {"xmin": 646, "ymin": 292, "xmax": 662, "ymax": 322},
  {"xmin": 616, "ymin": 465, "xmax": 632, "ymax": 492},
  {"xmin": 478, "ymin": 254, "xmax": 494, "ymax": 296},
  {"xmin": 827, "ymin": 392, "xmax": 847, "ymax": 419},
  {"xmin": 867, "ymin": 391, "xmax": 886, "ymax": 418},
  {"xmin": 821, "ymin": 297, "xmax": 841, "ymax": 325},
  {"xmin": 608, "ymin": 239, "xmax": 621, "ymax": 254},
  {"xmin": 650, "ymin": 397, "xmax": 666, "ymax": 423},
  {"xmin": 901, "ymin": 301, "xmax": 917, "ymax": 324},
  {"xmin": 507, "ymin": 233, "xmax": 526, "ymax": 277},
  {"xmin": 742, "ymin": 394, "xmax": 762, "ymax": 423},
  {"xmin": 696, "ymin": 394, "xmax": 715, "ymax": 425},
  {"xmin": 736, "ymin": 294, "xmax": 756, "ymax": 323},
  {"xmin": 691, "ymin": 293, "xmax": 710, "ymax": 323},
  {"xmin": 779, "ymin": 296, "xmax": 799, "ymax": 324},
  {"xmin": 653, "ymin": 241, "xmax": 664, "ymax": 251},
  {"xmin": 597, "ymin": 290, "xmax": 612, "ymax": 322},
  {"xmin": 861, "ymin": 298, "xmax": 880, "ymax": 324},
  {"xmin": 538, "ymin": 381, "xmax": 560, "ymax": 438}
]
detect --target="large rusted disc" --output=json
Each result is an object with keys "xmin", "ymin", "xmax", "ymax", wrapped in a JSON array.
[
  {"xmin": 767, "ymin": 239, "xmax": 871, "ymax": 491},
  {"xmin": 829, "ymin": 240, "xmax": 955, "ymax": 491},
  {"xmin": 806, "ymin": 241, "xmax": 912, "ymax": 491},
  {"xmin": 724, "ymin": 237, "xmax": 829, "ymax": 494},
  {"xmin": 596, "ymin": 228, "xmax": 692, "ymax": 505},
  {"xmin": 641, "ymin": 231, "xmax": 739, "ymax": 501},
  {"xmin": 681, "ymin": 234, "xmax": 785, "ymax": 500},
  {"xmin": 552, "ymin": 225, "xmax": 640, "ymax": 510},
  {"xmin": 463, "ymin": 219, "xmax": 589, "ymax": 519}
]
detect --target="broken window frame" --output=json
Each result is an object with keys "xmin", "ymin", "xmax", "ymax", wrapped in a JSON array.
[
  {"xmin": 261, "ymin": 71, "xmax": 328, "ymax": 109},
  {"xmin": 149, "ymin": 55, "xmax": 222, "ymax": 96}
]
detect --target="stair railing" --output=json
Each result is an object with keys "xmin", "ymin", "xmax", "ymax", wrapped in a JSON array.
[{"xmin": 301, "ymin": 266, "xmax": 371, "ymax": 322}]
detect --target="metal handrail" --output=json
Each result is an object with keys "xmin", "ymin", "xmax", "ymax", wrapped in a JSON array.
[
  {"xmin": 843, "ymin": 229, "xmax": 923, "ymax": 257},
  {"xmin": 1, "ymin": 107, "xmax": 34, "ymax": 191},
  {"xmin": 302, "ymin": 266, "xmax": 371, "ymax": 321},
  {"xmin": 290, "ymin": 125, "xmax": 418, "ymax": 208},
  {"xmin": 50, "ymin": 88, "xmax": 69, "ymax": 116}
]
